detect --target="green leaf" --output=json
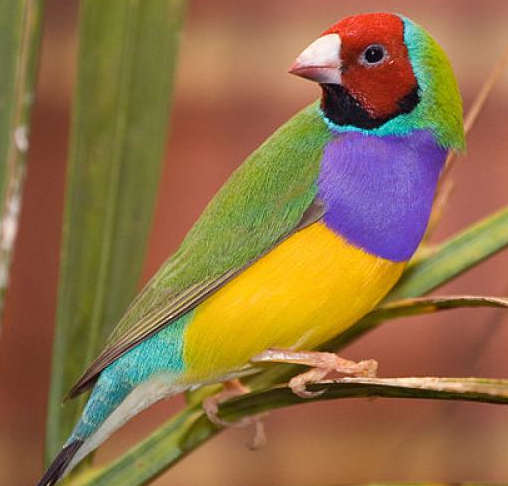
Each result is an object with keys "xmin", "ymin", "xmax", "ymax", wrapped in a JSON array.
[
  {"xmin": 220, "ymin": 377, "xmax": 508, "ymax": 418},
  {"xmin": 75, "ymin": 377, "xmax": 508, "ymax": 486},
  {"xmin": 324, "ymin": 295, "xmax": 508, "ymax": 354},
  {"xmin": 72, "ymin": 405, "xmax": 215, "ymax": 486},
  {"xmin": 0, "ymin": 0, "xmax": 44, "ymax": 321},
  {"xmin": 370, "ymin": 295, "xmax": 508, "ymax": 320},
  {"xmin": 388, "ymin": 206, "xmax": 508, "ymax": 301},
  {"xmin": 45, "ymin": 0, "xmax": 186, "ymax": 465},
  {"xmin": 71, "ymin": 207, "xmax": 508, "ymax": 485}
]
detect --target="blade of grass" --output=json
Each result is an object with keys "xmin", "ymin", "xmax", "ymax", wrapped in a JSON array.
[
  {"xmin": 71, "ymin": 404, "xmax": 213, "ymax": 486},
  {"xmin": 426, "ymin": 43, "xmax": 508, "ymax": 237},
  {"xmin": 221, "ymin": 377, "xmax": 508, "ymax": 417},
  {"xmin": 45, "ymin": 0, "xmax": 186, "ymax": 464},
  {"xmin": 0, "ymin": 0, "xmax": 44, "ymax": 323},
  {"xmin": 387, "ymin": 206, "xmax": 508, "ymax": 301},
  {"xmin": 74, "ymin": 376, "xmax": 508, "ymax": 486},
  {"xmin": 323, "ymin": 295, "xmax": 508, "ymax": 357},
  {"xmin": 367, "ymin": 295, "xmax": 508, "ymax": 320}
]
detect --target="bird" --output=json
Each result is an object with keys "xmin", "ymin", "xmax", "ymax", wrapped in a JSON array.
[{"xmin": 38, "ymin": 12, "xmax": 464, "ymax": 485}]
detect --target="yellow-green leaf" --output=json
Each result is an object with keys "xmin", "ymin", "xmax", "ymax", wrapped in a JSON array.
[
  {"xmin": 326, "ymin": 295, "xmax": 508, "ymax": 352},
  {"xmin": 45, "ymin": 0, "xmax": 186, "ymax": 465},
  {"xmin": 371, "ymin": 295, "xmax": 508, "ymax": 320},
  {"xmin": 388, "ymin": 206, "xmax": 508, "ymax": 301}
]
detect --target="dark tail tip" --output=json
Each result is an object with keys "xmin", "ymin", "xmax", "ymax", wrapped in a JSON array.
[{"xmin": 36, "ymin": 440, "xmax": 83, "ymax": 486}]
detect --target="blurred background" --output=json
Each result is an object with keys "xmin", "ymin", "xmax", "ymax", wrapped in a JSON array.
[{"xmin": 1, "ymin": 0, "xmax": 508, "ymax": 485}]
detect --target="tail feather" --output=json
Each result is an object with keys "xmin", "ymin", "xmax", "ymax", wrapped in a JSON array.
[
  {"xmin": 36, "ymin": 440, "xmax": 83, "ymax": 486},
  {"xmin": 36, "ymin": 376, "xmax": 188, "ymax": 485},
  {"xmin": 37, "ymin": 322, "xmax": 189, "ymax": 485}
]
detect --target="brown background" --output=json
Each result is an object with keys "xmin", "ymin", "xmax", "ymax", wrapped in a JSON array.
[{"xmin": 1, "ymin": 1, "xmax": 508, "ymax": 485}]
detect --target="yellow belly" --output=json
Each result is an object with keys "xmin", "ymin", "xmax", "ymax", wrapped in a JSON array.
[{"xmin": 183, "ymin": 221, "xmax": 405, "ymax": 382}]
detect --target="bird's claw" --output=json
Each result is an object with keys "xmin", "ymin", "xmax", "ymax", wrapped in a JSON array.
[
  {"xmin": 290, "ymin": 382, "xmax": 327, "ymax": 399},
  {"xmin": 356, "ymin": 359, "xmax": 378, "ymax": 377},
  {"xmin": 282, "ymin": 351, "xmax": 378, "ymax": 398},
  {"xmin": 202, "ymin": 379, "xmax": 267, "ymax": 449},
  {"xmin": 288, "ymin": 365, "xmax": 329, "ymax": 398}
]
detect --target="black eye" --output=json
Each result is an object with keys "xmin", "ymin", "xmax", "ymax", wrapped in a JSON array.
[{"xmin": 361, "ymin": 44, "xmax": 386, "ymax": 65}]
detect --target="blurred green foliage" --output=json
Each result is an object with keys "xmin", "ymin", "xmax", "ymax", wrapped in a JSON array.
[{"xmin": 45, "ymin": 0, "xmax": 186, "ymax": 466}]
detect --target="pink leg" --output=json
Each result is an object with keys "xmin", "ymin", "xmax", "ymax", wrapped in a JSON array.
[
  {"xmin": 203, "ymin": 379, "xmax": 266, "ymax": 449},
  {"xmin": 251, "ymin": 349, "xmax": 378, "ymax": 398}
]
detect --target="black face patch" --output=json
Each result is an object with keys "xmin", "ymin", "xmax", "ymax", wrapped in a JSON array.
[{"xmin": 320, "ymin": 84, "xmax": 420, "ymax": 129}]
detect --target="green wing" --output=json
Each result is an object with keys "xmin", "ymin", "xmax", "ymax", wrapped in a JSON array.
[{"xmin": 69, "ymin": 102, "xmax": 332, "ymax": 397}]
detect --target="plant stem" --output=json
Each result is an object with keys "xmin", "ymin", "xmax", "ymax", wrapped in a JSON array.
[
  {"xmin": 0, "ymin": 0, "xmax": 44, "ymax": 323},
  {"xmin": 427, "ymin": 43, "xmax": 508, "ymax": 237},
  {"xmin": 74, "ymin": 377, "xmax": 508, "ymax": 486}
]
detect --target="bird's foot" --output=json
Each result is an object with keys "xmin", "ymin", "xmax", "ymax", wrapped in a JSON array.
[
  {"xmin": 203, "ymin": 379, "xmax": 250, "ymax": 427},
  {"xmin": 203, "ymin": 379, "xmax": 266, "ymax": 449},
  {"xmin": 251, "ymin": 349, "xmax": 378, "ymax": 398}
]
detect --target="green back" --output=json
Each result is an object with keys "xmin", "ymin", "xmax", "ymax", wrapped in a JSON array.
[{"xmin": 69, "ymin": 102, "xmax": 332, "ymax": 395}]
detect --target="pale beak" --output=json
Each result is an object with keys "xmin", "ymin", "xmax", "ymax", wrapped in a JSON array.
[{"xmin": 289, "ymin": 33, "xmax": 342, "ymax": 84}]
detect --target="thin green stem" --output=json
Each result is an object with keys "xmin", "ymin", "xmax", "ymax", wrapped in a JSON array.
[
  {"xmin": 75, "ymin": 377, "xmax": 508, "ymax": 486},
  {"xmin": 0, "ymin": 0, "xmax": 44, "ymax": 322}
]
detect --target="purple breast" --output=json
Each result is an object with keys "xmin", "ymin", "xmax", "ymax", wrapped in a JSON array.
[{"xmin": 318, "ymin": 130, "xmax": 447, "ymax": 262}]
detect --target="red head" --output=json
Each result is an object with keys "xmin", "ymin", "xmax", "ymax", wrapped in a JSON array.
[{"xmin": 290, "ymin": 13, "xmax": 419, "ymax": 128}]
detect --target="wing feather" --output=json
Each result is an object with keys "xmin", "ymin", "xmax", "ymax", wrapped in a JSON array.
[{"xmin": 67, "ymin": 103, "xmax": 331, "ymax": 398}]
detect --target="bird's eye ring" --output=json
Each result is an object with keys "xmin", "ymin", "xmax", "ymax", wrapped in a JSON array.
[{"xmin": 360, "ymin": 44, "xmax": 387, "ymax": 66}]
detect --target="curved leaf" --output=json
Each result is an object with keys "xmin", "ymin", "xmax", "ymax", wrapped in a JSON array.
[
  {"xmin": 326, "ymin": 295, "xmax": 508, "ymax": 352},
  {"xmin": 45, "ymin": 0, "xmax": 186, "ymax": 464},
  {"xmin": 75, "ymin": 376, "xmax": 508, "ymax": 485},
  {"xmin": 387, "ymin": 206, "xmax": 508, "ymax": 301}
]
